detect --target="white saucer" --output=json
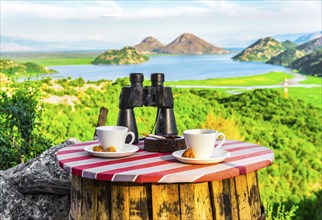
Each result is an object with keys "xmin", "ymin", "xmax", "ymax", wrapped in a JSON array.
[
  {"xmin": 172, "ymin": 149, "xmax": 231, "ymax": 164},
  {"xmin": 84, "ymin": 144, "xmax": 139, "ymax": 158}
]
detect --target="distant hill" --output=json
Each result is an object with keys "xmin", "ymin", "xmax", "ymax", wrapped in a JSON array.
[
  {"xmin": 265, "ymin": 37, "xmax": 322, "ymax": 76},
  {"xmin": 232, "ymin": 37, "xmax": 285, "ymax": 62},
  {"xmin": 92, "ymin": 46, "xmax": 149, "ymax": 65},
  {"xmin": 282, "ymin": 40, "xmax": 297, "ymax": 50},
  {"xmin": 134, "ymin": 37, "xmax": 164, "ymax": 54},
  {"xmin": 294, "ymin": 31, "xmax": 322, "ymax": 45},
  {"xmin": 159, "ymin": 33, "xmax": 229, "ymax": 55},
  {"xmin": 0, "ymin": 59, "xmax": 56, "ymax": 76},
  {"xmin": 290, "ymin": 49, "xmax": 322, "ymax": 76},
  {"xmin": 296, "ymin": 37, "xmax": 322, "ymax": 53},
  {"xmin": 266, "ymin": 49, "xmax": 306, "ymax": 66}
]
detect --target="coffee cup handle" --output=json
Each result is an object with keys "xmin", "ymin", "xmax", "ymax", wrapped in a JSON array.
[
  {"xmin": 127, "ymin": 132, "xmax": 135, "ymax": 145},
  {"xmin": 215, "ymin": 132, "xmax": 226, "ymax": 149}
]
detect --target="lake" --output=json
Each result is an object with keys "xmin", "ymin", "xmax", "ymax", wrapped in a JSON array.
[{"xmin": 47, "ymin": 53, "xmax": 291, "ymax": 81}]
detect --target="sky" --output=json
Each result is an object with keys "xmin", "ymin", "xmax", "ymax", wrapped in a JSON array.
[{"xmin": 0, "ymin": 0, "xmax": 321, "ymax": 50}]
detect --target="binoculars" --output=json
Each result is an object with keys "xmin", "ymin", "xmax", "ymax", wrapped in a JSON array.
[{"xmin": 117, "ymin": 73, "xmax": 178, "ymax": 144}]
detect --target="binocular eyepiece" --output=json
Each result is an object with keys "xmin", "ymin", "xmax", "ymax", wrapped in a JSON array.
[
  {"xmin": 117, "ymin": 73, "xmax": 178, "ymax": 144},
  {"xmin": 129, "ymin": 73, "xmax": 164, "ymax": 87}
]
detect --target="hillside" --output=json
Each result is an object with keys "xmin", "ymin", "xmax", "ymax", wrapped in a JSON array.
[
  {"xmin": 296, "ymin": 37, "xmax": 322, "ymax": 53},
  {"xmin": 134, "ymin": 36, "xmax": 164, "ymax": 54},
  {"xmin": 92, "ymin": 46, "xmax": 149, "ymax": 65},
  {"xmin": 159, "ymin": 33, "xmax": 228, "ymax": 55},
  {"xmin": 232, "ymin": 37, "xmax": 285, "ymax": 62},
  {"xmin": 0, "ymin": 59, "xmax": 56, "ymax": 76},
  {"xmin": 282, "ymin": 40, "xmax": 297, "ymax": 49},
  {"xmin": 290, "ymin": 49, "xmax": 322, "ymax": 76},
  {"xmin": 266, "ymin": 49, "xmax": 306, "ymax": 66},
  {"xmin": 1, "ymin": 78, "xmax": 321, "ymax": 219}
]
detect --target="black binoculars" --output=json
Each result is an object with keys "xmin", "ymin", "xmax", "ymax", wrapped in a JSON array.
[{"xmin": 117, "ymin": 73, "xmax": 178, "ymax": 144}]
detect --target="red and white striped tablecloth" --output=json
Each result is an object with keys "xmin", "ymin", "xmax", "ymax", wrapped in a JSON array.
[{"xmin": 56, "ymin": 140, "xmax": 274, "ymax": 183}]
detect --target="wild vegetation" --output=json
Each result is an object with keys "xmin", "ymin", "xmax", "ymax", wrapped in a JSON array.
[
  {"xmin": 290, "ymin": 49, "xmax": 322, "ymax": 76},
  {"xmin": 0, "ymin": 59, "xmax": 56, "ymax": 77},
  {"xmin": 0, "ymin": 51, "xmax": 101, "ymax": 66},
  {"xmin": 234, "ymin": 36, "xmax": 322, "ymax": 76},
  {"xmin": 167, "ymin": 71, "xmax": 294, "ymax": 86},
  {"xmin": 1, "ymin": 76, "xmax": 321, "ymax": 219},
  {"xmin": 92, "ymin": 46, "xmax": 149, "ymax": 65},
  {"xmin": 232, "ymin": 37, "xmax": 286, "ymax": 62}
]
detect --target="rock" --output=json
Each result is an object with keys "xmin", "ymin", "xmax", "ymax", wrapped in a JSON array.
[{"xmin": 0, "ymin": 138, "xmax": 81, "ymax": 220}]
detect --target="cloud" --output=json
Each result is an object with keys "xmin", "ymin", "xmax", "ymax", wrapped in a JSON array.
[
  {"xmin": 123, "ymin": 6, "xmax": 211, "ymax": 18},
  {"xmin": 1, "ymin": 1, "xmax": 123, "ymax": 19},
  {"xmin": 1, "ymin": 0, "xmax": 321, "ymax": 49}
]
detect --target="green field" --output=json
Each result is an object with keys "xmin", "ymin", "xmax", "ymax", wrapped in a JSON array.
[
  {"xmin": 287, "ymin": 87, "xmax": 322, "ymax": 108},
  {"xmin": 166, "ymin": 72, "xmax": 294, "ymax": 86},
  {"xmin": 201, "ymin": 87, "xmax": 322, "ymax": 108},
  {"xmin": 1, "ymin": 51, "xmax": 101, "ymax": 66},
  {"xmin": 300, "ymin": 75, "xmax": 322, "ymax": 85}
]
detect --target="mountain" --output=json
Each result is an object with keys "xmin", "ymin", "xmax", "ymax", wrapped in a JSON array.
[
  {"xmin": 0, "ymin": 59, "xmax": 56, "ymax": 76},
  {"xmin": 0, "ymin": 35, "xmax": 125, "ymax": 52},
  {"xmin": 232, "ymin": 37, "xmax": 285, "ymax": 62},
  {"xmin": 281, "ymin": 40, "xmax": 297, "ymax": 50},
  {"xmin": 0, "ymin": 35, "xmax": 76, "ymax": 52},
  {"xmin": 92, "ymin": 46, "xmax": 149, "ymax": 65},
  {"xmin": 290, "ymin": 49, "xmax": 322, "ymax": 76},
  {"xmin": 296, "ymin": 37, "xmax": 322, "ymax": 53},
  {"xmin": 294, "ymin": 31, "xmax": 322, "ymax": 45},
  {"xmin": 266, "ymin": 49, "xmax": 306, "ymax": 66},
  {"xmin": 134, "ymin": 37, "xmax": 164, "ymax": 54},
  {"xmin": 273, "ymin": 31, "xmax": 322, "ymax": 44},
  {"xmin": 265, "ymin": 37, "xmax": 321, "ymax": 75},
  {"xmin": 273, "ymin": 32, "xmax": 308, "ymax": 43},
  {"xmin": 159, "ymin": 33, "xmax": 229, "ymax": 55}
]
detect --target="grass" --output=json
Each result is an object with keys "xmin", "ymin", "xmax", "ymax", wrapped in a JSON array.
[
  {"xmin": 166, "ymin": 72, "xmax": 294, "ymax": 86},
  {"xmin": 25, "ymin": 58, "xmax": 94, "ymax": 66},
  {"xmin": 287, "ymin": 87, "xmax": 322, "ymax": 108},
  {"xmin": 300, "ymin": 75, "xmax": 322, "ymax": 85},
  {"xmin": 1, "ymin": 51, "xmax": 101, "ymax": 66},
  {"xmin": 215, "ymin": 87, "xmax": 321, "ymax": 108}
]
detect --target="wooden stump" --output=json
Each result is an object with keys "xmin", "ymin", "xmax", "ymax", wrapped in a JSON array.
[
  {"xmin": 93, "ymin": 107, "xmax": 109, "ymax": 140},
  {"xmin": 69, "ymin": 172, "xmax": 264, "ymax": 220}
]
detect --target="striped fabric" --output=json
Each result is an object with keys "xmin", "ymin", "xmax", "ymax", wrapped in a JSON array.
[{"xmin": 56, "ymin": 140, "xmax": 274, "ymax": 183}]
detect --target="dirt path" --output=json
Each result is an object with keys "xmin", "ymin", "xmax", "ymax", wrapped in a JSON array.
[{"xmin": 284, "ymin": 73, "xmax": 308, "ymax": 85}]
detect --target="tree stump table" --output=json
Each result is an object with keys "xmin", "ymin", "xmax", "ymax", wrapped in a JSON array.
[{"xmin": 56, "ymin": 140, "xmax": 274, "ymax": 220}]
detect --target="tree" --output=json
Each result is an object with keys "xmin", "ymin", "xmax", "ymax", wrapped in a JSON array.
[{"xmin": 0, "ymin": 84, "xmax": 51, "ymax": 170}]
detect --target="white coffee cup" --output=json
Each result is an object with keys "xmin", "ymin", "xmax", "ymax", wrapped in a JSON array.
[
  {"xmin": 183, "ymin": 129, "xmax": 226, "ymax": 158},
  {"xmin": 96, "ymin": 126, "xmax": 135, "ymax": 151}
]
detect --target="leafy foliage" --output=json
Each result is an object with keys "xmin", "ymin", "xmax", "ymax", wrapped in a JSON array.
[
  {"xmin": 0, "ymin": 84, "xmax": 51, "ymax": 169},
  {"xmin": 1, "ymin": 78, "xmax": 321, "ymax": 219}
]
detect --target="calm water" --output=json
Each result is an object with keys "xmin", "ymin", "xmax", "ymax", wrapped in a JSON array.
[{"xmin": 47, "ymin": 53, "xmax": 291, "ymax": 81}]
